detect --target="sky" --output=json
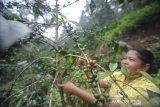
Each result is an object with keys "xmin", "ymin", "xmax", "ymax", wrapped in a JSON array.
[
  {"xmin": 44, "ymin": 0, "xmax": 87, "ymax": 40},
  {"xmin": 47, "ymin": 0, "xmax": 87, "ymax": 22},
  {"xmin": 3, "ymin": 0, "xmax": 87, "ymax": 22},
  {"xmin": 2, "ymin": 0, "xmax": 87, "ymax": 40}
]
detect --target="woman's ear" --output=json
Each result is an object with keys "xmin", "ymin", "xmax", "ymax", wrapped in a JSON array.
[{"xmin": 143, "ymin": 64, "xmax": 150, "ymax": 72}]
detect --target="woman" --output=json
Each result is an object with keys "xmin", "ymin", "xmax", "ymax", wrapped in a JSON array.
[{"xmin": 58, "ymin": 48, "xmax": 160, "ymax": 107}]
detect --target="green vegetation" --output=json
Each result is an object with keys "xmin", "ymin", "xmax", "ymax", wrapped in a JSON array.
[
  {"xmin": 104, "ymin": 3, "xmax": 160, "ymax": 40},
  {"xmin": 0, "ymin": 0, "xmax": 160, "ymax": 107}
]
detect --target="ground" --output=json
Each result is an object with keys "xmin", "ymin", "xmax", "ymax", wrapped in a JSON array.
[
  {"xmin": 121, "ymin": 18, "xmax": 160, "ymax": 68},
  {"xmin": 121, "ymin": 17, "xmax": 160, "ymax": 49}
]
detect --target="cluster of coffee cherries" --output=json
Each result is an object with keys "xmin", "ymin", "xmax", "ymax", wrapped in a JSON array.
[
  {"xmin": 81, "ymin": 60, "xmax": 108, "ymax": 106},
  {"xmin": 82, "ymin": 59, "xmax": 98, "ymax": 79},
  {"xmin": 90, "ymin": 60, "xmax": 97, "ymax": 68}
]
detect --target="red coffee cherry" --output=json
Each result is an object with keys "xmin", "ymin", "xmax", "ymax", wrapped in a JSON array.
[{"xmin": 93, "ymin": 63, "xmax": 97, "ymax": 68}]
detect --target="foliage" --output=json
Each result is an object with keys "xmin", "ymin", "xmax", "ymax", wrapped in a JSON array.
[
  {"xmin": 104, "ymin": 3, "xmax": 160, "ymax": 40},
  {"xmin": 152, "ymin": 70, "xmax": 160, "ymax": 87},
  {"xmin": 0, "ymin": 0, "xmax": 160, "ymax": 107}
]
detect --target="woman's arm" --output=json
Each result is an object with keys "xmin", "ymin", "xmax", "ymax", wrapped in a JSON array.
[
  {"xmin": 58, "ymin": 82, "xmax": 120, "ymax": 107},
  {"xmin": 58, "ymin": 82, "xmax": 95, "ymax": 105},
  {"xmin": 99, "ymin": 79, "xmax": 108, "ymax": 88}
]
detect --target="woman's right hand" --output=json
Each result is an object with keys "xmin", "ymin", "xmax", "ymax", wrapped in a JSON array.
[
  {"xmin": 58, "ymin": 82, "xmax": 77, "ymax": 95},
  {"xmin": 99, "ymin": 79, "xmax": 108, "ymax": 88}
]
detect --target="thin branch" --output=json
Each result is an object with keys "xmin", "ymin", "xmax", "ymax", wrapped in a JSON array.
[
  {"xmin": 10, "ymin": 54, "xmax": 82, "ymax": 92},
  {"xmin": 96, "ymin": 64, "xmax": 133, "ymax": 106},
  {"xmin": 24, "ymin": 22, "xmax": 56, "ymax": 26},
  {"xmin": 115, "ymin": 80, "xmax": 154, "ymax": 106},
  {"xmin": 2, "ymin": 76, "xmax": 52, "ymax": 104},
  {"xmin": 58, "ymin": 36, "xmax": 69, "ymax": 43},
  {"xmin": 38, "ymin": 35, "xmax": 57, "ymax": 46},
  {"xmin": 97, "ymin": 64, "xmax": 153, "ymax": 106},
  {"xmin": 111, "ymin": 75, "xmax": 133, "ymax": 107},
  {"xmin": 49, "ymin": 70, "xmax": 61, "ymax": 107},
  {"xmin": 58, "ymin": 0, "xmax": 79, "ymax": 11},
  {"xmin": 15, "ymin": 57, "xmax": 54, "ymax": 81},
  {"xmin": 76, "ymin": 42, "xmax": 89, "ymax": 63},
  {"xmin": 97, "ymin": 82, "xmax": 102, "ymax": 95},
  {"xmin": 8, "ymin": 57, "xmax": 55, "ymax": 95}
]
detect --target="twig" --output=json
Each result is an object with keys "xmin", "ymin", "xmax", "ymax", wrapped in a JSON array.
[
  {"xmin": 49, "ymin": 70, "xmax": 61, "ymax": 107},
  {"xmin": 97, "ymin": 82, "xmax": 102, "ymax": 95},
  {"xmin": 96, "ymin": 64, "xmax": 133, "ymax": 107},
  {"xmin": 8, "ymin": 57, "xmax": 55, "ymax": 95},
  {"xmin": 2, "ymin": 76, "xmax": 52, "ymax": 104},
  {"xmin": 58, "ymin": 0, "xmax": 79, "ymax": 11},
  {"xmin": 76, "ymin": 42, "xmax": 89, "ymax": 63},
  {"xmin": 115, "ymin": 80, "xmax": 154, "ymax": 106}
]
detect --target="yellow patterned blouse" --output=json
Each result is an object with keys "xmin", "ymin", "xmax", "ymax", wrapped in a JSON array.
[{"xmin": 103, "ymin": 71, "xmax": 160, "ymax": 107}]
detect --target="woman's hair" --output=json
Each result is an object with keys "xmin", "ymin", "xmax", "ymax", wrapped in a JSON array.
[{"xmin": 129, "ymin": 47, "xmax": 158, "ymax": 74}]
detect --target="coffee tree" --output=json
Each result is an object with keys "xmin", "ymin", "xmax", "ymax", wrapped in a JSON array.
[{"xmin": 0, "ymin": 0, "xmax": 160, "ymax": 107}]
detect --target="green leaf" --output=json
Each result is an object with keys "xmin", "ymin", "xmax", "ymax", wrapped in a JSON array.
[
  {"xmin": 57, "ymin": 11, "xmax": 67, "ymax": 19},
  {"xmin": 97, "ymin": 71, "xmax": 110, "ymax": 79},
  {"xmin": 66, "ymin": 56, "xmax": 75, "ymax": 64},
  {"xmin": 121, "ymin": 65, "xmax": 130, "ymax": 77},
  {"xmin": 127, "ymin": 0, "xmax": 133, "ymax": 2},
  {"xmin": 59, "ymin": 17, "xmax": 66, "ymax": 24},
  {"xmin": 139, "ymin": 71, "xmax": 156, "ymax": 83},
  {"xmin": 52, "ymin": 14, "xmax": 59, "ymax": 24},
  {"xmin": 109, "ymin": 63, "xmax": 118, "ymax": 72},
  {"xmin": 33, "ymin": 7, "xmax": 43, "ymax": 17},
  {"xmin": 32, "ymin": 100, "xmax": 37, "ymax": 106},
  {"xmin": 52, "ymin": 10, "xmax": 67, "ymax": 19},
  {"xmin": 117, "ymin": 0, "xmax": 124, "ymax": 4},
  {"xmin": 59, "ymin": 50, "xmax": 67, "ymax": 56},
  {"xmin": 92, "ymin": 98, "xmax": 98, "ymax": 105},
  {"xmin": 68, "ymin": 20, "xmax": 81, "ymax": 27},
  {"xmin": 139, "ymin": 0, "xmax": 146, "ymax": 4},
  {"xmin": 147, "ymin": 89, "xmax": 160, "ymax": 98},
  {"xmin": 13, "ymin": 14, "xmax": 21, "ymax": 20}
]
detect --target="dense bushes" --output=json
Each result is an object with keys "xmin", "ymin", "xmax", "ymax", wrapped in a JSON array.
[{"xmin": 104, "ymin": 3, "xmax": 160, "ymax": 40}]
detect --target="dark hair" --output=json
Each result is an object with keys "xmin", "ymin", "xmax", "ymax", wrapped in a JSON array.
[{"xmin": 130, "ymin": 47, "xmax": 158, "ymax": 74}]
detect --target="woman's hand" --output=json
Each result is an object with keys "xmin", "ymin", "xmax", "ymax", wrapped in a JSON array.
[
  {"xmin": 58, "ymin": 82, "xmax": 77, "ymax": 95},
  {"xmin": 99, "ymin": 79, "xmax": 108, "ymax": 88},
  {"xmin": 58, "ymin": 82, "xmax": 95, "ymax": 105},
  {"xmin": 108, "ymin": 99, "xmax": 120, "ymax": 107}
]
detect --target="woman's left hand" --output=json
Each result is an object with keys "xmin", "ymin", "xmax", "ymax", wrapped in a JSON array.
[{"xmin": 58, "ymin": 82, "xmax": 77, "ymax": 95}]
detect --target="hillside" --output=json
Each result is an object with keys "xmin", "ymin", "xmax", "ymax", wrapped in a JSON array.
[
  {"xmin": 121, "ymin": 15, "xmax": 160, "ymax": 48},
  {"xmin": 121, "ymin": 14, "xmax": 160, "ymax": 68}
]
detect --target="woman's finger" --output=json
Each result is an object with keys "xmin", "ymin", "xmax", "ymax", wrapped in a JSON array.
[{"xmin": 57, "ymin": 84, "xmax": 64, "ymax": 88}]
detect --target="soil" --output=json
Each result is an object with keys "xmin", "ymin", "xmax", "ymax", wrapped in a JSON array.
[
  {"xmin": 120, "ymin": 18, "xmax": 160, "ymax": 68},
  {"xmin": 121, "ymin": 18, "xmax": 160, "ymax": 49}
]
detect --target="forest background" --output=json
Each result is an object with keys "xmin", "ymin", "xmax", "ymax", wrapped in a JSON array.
[{"xmin": 0, "ymin": 0, "xmax": 160, "ymax": 107}]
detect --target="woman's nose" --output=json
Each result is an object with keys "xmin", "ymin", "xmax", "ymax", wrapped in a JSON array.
[{"xmin": 121, "ymin": 59, "xmax": 128, "ymax": 65}]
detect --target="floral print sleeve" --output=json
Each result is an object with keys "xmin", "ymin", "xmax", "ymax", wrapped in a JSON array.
[
  {"xmin": 103, "ymin": 71, "xmax": 124, "ymax": 88},
  {"xmin": 103, "ymin": 71, "xmax": 160, "ymax": 107},
  {"xmin": 113, "ymin": 75, "xmax": 160, "ymax": 107}
]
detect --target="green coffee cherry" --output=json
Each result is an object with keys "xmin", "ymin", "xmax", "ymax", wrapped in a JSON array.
[
  {"xmin": 92, "ymin": 98, "xmax": 98, "ymax": 105},
  {"xmin": 98, "ymin": 102, "xmax": 103, "ymax": 107},
  {"xmin": 92, "ymin": 82, "xmax": 97, "ymax": 87},
  {"xmin": 94, "ymin": 94, "xmax": 100, "ymax": 99}
]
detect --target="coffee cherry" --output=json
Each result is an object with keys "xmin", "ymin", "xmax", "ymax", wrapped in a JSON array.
[
  {"xmin": 93, "ymin": 63, "xmax": 97, "ymax": 68},
  {"xmin": 92, "ymin": 60, "xmax": 97, "ymax": 65},
  {"xmin": 92, "ymin": 82, "xmax": 97, "ymax": 87},
  {"xmin": 98, "ymin": 102, "xmax": 103, "ymax": 107},
  {"xmin": 89, "ymin": 60, "xmax": 97, "ymax": 68},
  {"xmin": 95, "ymin": 94, "xmax": 100, "ymax": 99}
]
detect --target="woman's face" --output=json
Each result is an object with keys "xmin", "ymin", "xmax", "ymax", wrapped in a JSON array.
[{"xmin": 121, "ymin": 50, "xmax": 143, "ymax": 75}]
